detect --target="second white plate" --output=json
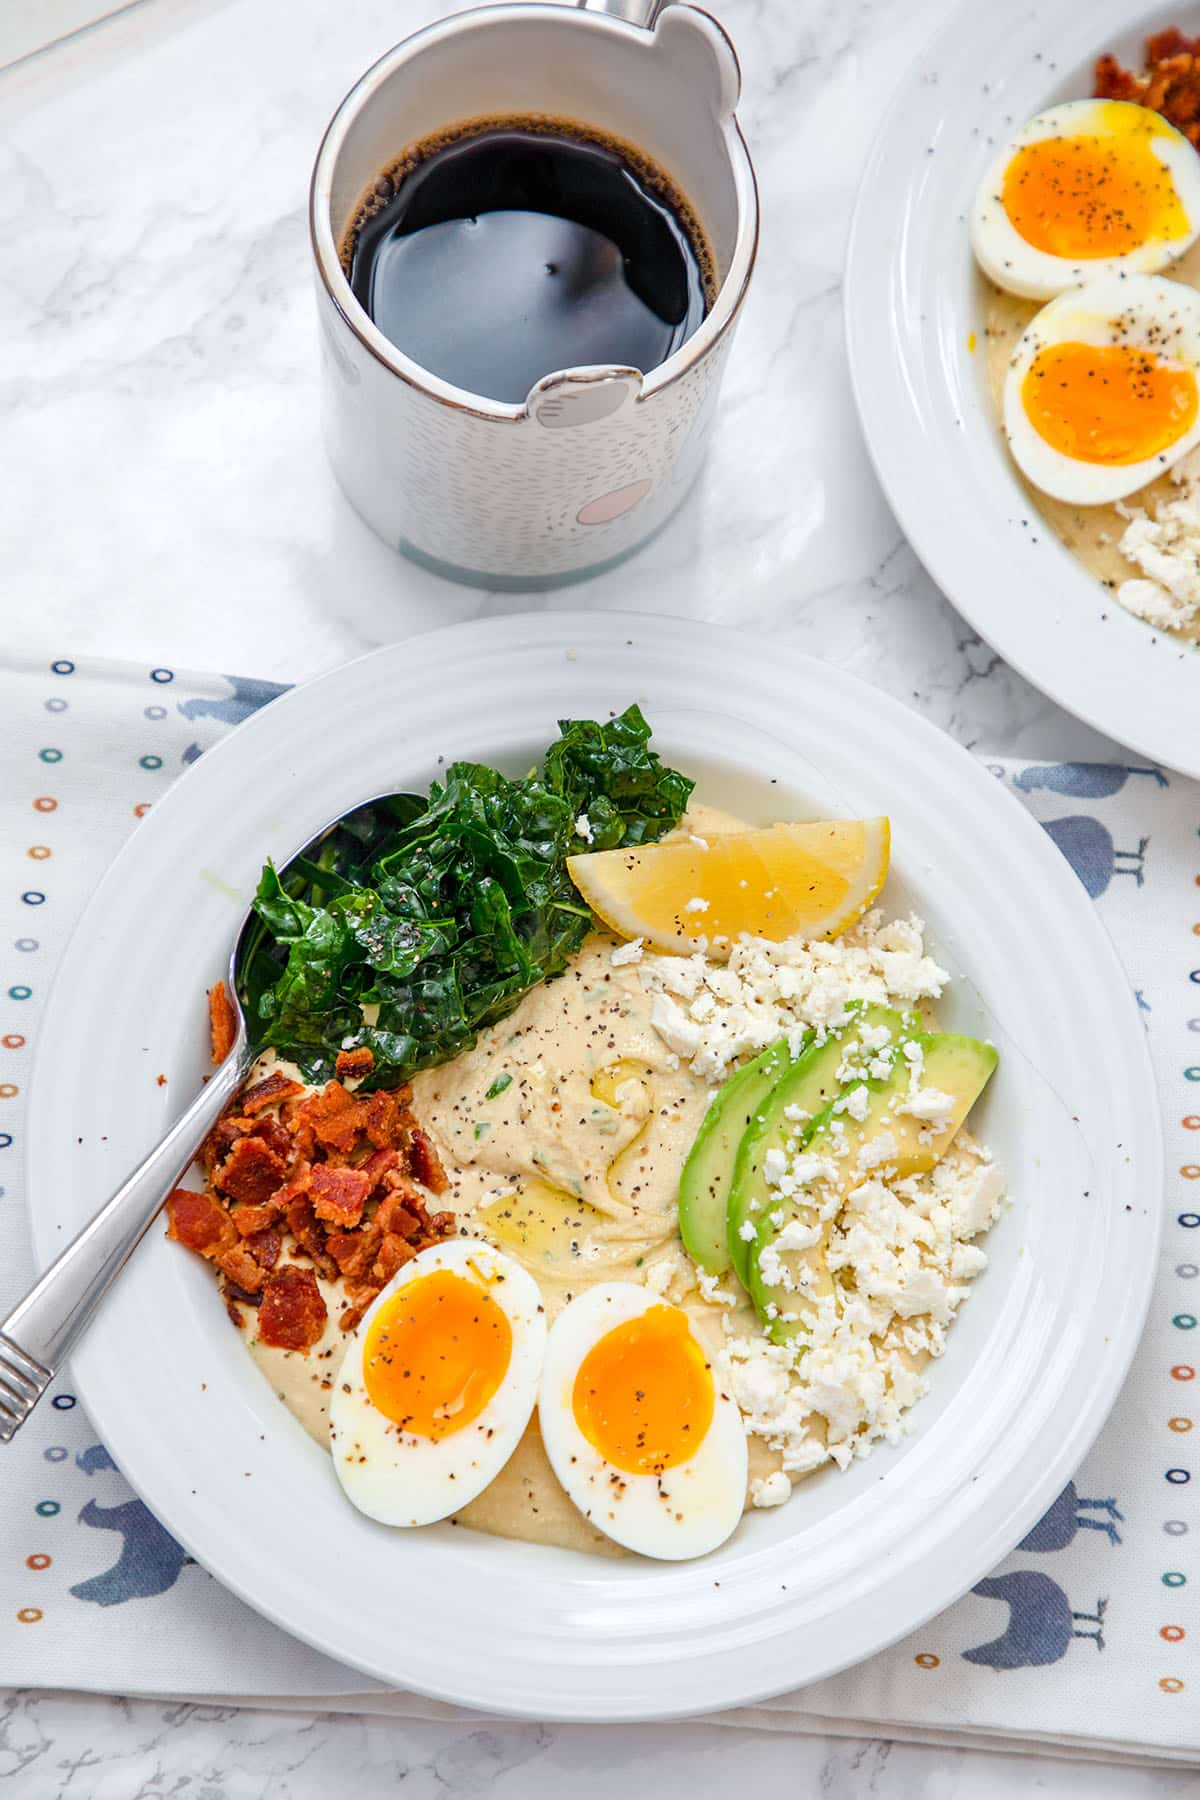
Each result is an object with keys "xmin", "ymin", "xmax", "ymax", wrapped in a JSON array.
[{"xmin": 846, "ymin": 0, "xmax": 1200, "ymax": 776}]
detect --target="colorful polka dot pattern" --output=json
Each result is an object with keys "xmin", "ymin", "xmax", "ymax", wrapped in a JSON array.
[{"xmin": 5, "ymin": 659, "xmax": 185, "ymax": 1634}]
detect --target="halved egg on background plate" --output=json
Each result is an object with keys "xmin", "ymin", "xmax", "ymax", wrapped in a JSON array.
[
  {"xmin": 1003, "ymin": 272, "xmax": 1200, "ymax": 504},
  {"xmin": 971, "ymin": 99, "xmax": 1200, "ymax": 300},
  {"xmin": 538, "ymin": 1284, "xmax": 748, "ymax": 1560},
  {"xmin": 329, "ymin": 1238, "xmax": 546, "ymax": 1527}
]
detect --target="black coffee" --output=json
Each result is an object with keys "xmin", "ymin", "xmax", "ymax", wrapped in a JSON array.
[{"xmin": 341, "ymin": 117, "xmax": 714, "ymax": 405}]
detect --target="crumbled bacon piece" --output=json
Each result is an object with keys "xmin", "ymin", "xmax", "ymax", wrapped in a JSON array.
[
  {"xmin": 208, "ymin": 981, "xmax": 238, "ymax": 1066},
  {"xmin": 357, "ymin": 1146, "xmax": 399, "ymax": 1188},
  {"xmin": 408, "ymin": 1126, "xmax": 448, "ymax": 1195},
  {"xmin": 247, "ymin": 1114, "xmax": 293, "ymax": 1163},
  {"xmin": 174, "ymin": 1046, "xmax": 456, "ymax": 1349},
  {"xmin": 240, "ymin": 1071, "xmax": 304, "ymax": 1116},
  {"xmin": 325, "ymin": 1223, "xmax": 382, "ymax": 1282},
  {"xmin": 230, "ymin": 1198, "xmax": 282, "ymax": 1237},
  {"xmin": 297, "ymin": 1082, "xmax": 370, "ymax": 1154},
  {"xmin": 214, "ymin": 1240, "xmax": 270, "ymax": 1294},
  {"xmin": 258, "ymin": 1265, "xmax": 327, "ymax": 1351},
  {"xmin": 215, "ymin": 1135, "xmax": 286, "ymax": 1207},
  {"xmin": 335, "ymin": 1045, "xmax": 375, "ymax": 1080},
  {"xmin": 364, "ymin": 1088, "xmax": 409, "ymax": 1150},
  {"xmin": 373, "ymin": 1232, "xmax": 416, "ymax": 1285},
  {"xmin": 286, "ymin": 1195, "xmax": 339, "ymax": 1282},
  {"xmin": 244, "ymin": 1226, "xmax": 282, "ymax": 1272},
  {"xmin": 309, "ymin": 1163, "xmax": 372, "ymax": 1228},
  {"xmin": 167, "ymin": 1188, "xmax": 236, "ymax": 1257},
  {"xmin": 375, "ymin": 1182, "xmax": 430, "ymax": 1240}
]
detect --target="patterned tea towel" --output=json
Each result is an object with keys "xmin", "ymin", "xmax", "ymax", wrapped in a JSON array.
[{"xmin": 0, "ymin": 650, "xmax": 1197, "ymax": 1766}]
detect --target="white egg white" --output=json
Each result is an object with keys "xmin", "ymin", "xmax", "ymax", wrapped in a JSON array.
[
  {"xmin": 971, "ymin": 100, "xmax": 1200, "ymax": 301},
  {"xmin": 538, "ymin": 1283, "xmax": 748, "ymax": 1561},
  {"xmin": 1002, "ymin": 272, "xmax": 1200, "ymax": 504},
  {"xmin": 329, "ymin": 1238, "xmax": 546, "ymax": 1527}
]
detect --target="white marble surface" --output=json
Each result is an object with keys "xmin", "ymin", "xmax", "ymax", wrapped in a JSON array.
[{"xmin": 0, "ymin": 0, "xmax": 1163, "ymax": 1791}]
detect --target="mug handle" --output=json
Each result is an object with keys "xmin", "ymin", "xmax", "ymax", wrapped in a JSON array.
[{"xmin": 576, "ymin": 0, "xmax": 666, "ymax": 28}]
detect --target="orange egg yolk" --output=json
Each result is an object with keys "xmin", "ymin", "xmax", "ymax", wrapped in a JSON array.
[
  {"xmin": 363, "ymin": 1268, "xmax": 512, "ymax": 1439},
  {"xmin": 1002, "ymin": 118, "xmax": 1189, "ymax": 258},
  {"xmin": 1022, "ymin": 341, "xmax": 1198, "ymax": 465},
  {"xmin": 572, "ymin": 1304, "xmax": 714, "ymax": 1476}
]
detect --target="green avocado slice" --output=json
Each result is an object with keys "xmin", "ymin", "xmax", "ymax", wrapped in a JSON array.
[
  {"xmin": 726, "ymin": 1004, "xmax": 914, "ymax": 1289},
  {"xmin": 747, "ymin": 1029, "xmax": 998, "ymax": 1348},
  {"xmin": 677, "ymin": 1035, "xmax": 806, "ymax": 1275}
]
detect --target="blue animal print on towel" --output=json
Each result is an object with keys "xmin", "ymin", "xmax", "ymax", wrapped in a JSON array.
[
  {"xmin": 178, "ymin": 674, "xmax": 290, "ymax": 765},
  {"xmin": 1019, "ymin": 1483, "xmax": 1124, "ymax": 1551},
  {"xmin": 177, "ymin": 674, "xmax": 289, "ymax": 726},
  {"xmin": 1014, "ymin": 763, "xmax": 1168, "ymax": 796},
  {"xmin": 1040, "ymin": 818, "xmax": 1148, "ymax": 899},
  {"xmin": 70, "ymin": 1499, "xmax": 191, "ymax": 1606},
  {"xmin": 75, "ymin": 1443, "xmax": 117, "ymax": 1476},
  {"xmin": 69, "ymin": 1441, "xmax": 191, "ymax": 1607},
  {"xmin": 963, "ymin": 1573, "xmax": 1107, "ymax": 1669}
]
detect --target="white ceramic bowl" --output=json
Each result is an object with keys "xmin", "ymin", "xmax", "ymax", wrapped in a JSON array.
[
  {"xmin": 25, "ymin": 614, "xmax": 1160, "ymax": 1718},
  {"xmin": 845, "ymin": 0, "xmax": 1200, "ymax": 776}
]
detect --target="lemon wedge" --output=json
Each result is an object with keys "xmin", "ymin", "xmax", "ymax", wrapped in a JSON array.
[{"xmin": 567, "ymin": 818, "xmax": 891, "ymax": 956}]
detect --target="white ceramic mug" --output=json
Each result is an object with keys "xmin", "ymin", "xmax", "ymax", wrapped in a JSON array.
[{"xmin": 309, "ymin": 0, "xmax": 758, "ymax": 589}]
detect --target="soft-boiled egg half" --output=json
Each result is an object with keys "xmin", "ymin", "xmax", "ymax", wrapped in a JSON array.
[
  {"xmin": 1003, "ymin": 272, "xmax": 1200, "ymax": 504},
  {"xmin": 329, "ymin": 1238, "xmax": 546, "ymax": 1527},
  {"xmin": 972, "ymin": 100, "xmax": 1200, "ymax": 300},
  {"xmin": 538, "ymin": 1284, "xmax": 748, "ymax": 1560}
]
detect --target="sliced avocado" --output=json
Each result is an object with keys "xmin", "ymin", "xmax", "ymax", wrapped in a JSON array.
[
  {"xmin": 677, "ymin": 1035, "xmax": 805, "ymax": 1275},
  {"xmin": 880, "ymin": 1032, "xmax": 998, "ymax": 1174},
  {"xmin": 747, "ymin": 1029, "xmax": 998, "ymax": 1347},
  {"xmin": 726, "ymin": 1003, "xmax": 914, "ymax": 1288}
]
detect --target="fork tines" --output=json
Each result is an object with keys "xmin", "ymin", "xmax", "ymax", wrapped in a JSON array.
[{"xmin": 0, "ymin": 1335, "xmax": 52, "ymax": 1443}]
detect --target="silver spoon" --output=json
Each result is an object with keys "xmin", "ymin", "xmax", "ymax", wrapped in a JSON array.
[{"xmin": 0, "ymin": 793, "xmax": 409, "ymax": 1442}]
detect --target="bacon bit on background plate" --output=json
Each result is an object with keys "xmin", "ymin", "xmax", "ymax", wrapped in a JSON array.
[
  {"xmin": 207, "ymin": 981, "xmax": 239, "ymax": 1065},
  {"xmin": 1096, "ymin": 29, "xmax": 1200, "ymax": 146},
  {"xmin": 166, "ymin": 1050, "xmax": 455, "ymax": 1351}
]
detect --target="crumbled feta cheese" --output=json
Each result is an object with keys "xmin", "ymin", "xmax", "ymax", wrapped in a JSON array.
[
  {"xmin": 649, "ymin": 992, "xmax": 704, "ymax": 1060},
  {"xmin": 684, "ymin": 896, "xmax": 710, "ymax": 914},
  {"xmin": 763, "ymin": 1147, "xmax": 789, "ymax": 1188},
  {"xmin": 857, "ymin": 1130, "xmax": 897, "ymax": 1172},
  {"xmin": 642, "ymin": 1247, "xmax": 689, "ymax": 1300},
  {"xmin": 774, "ymin": 1217, "xmax": 822, "ymax": 1255},
  {"xmin": 698, "ymin": 1270, "xmax": 737, "ymax": 1307},
  {"xmin": 609, "ymin": 937, "xmax": 644, "ymax": 967},
  {"xmin": 899, "ymin": 1086, "xmax": 956, "ymax": 1130},
  {"xmin": 750, "ymin": 1470, "xmax": 792, "ymax": 1509},
  {"xmin": 1117, "ymin": 484, "xmax": 1200, "ymax": 632},
  {"xmin": 574, "ymin": 812, "xmax": 594, "ymax": 844},
  {"xmin": 719, "ymin": 1139, "xmax": 1005, "ymax": 1478},
  {"xmin": 843, "ymin": 1084, "xmax": 870, "ymax": 1123},
  {"xmin": 737, "ymin": 1219, "xmax": 758, "ymax": 1242},
  {"xmin": 638, "ymin": 912, "xmax": 947, "ymax": 1083}
]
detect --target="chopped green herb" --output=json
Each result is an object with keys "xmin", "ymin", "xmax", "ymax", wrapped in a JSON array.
[
  {"xmin": 238, "ymin": 705, "xmax": 692, "ymax": 1090},
  {"xmin": 473, "ymin": 1121, "xmax": 492, "ymax": 1141},
  {"xmin": 485, "ymin": 1072, "xmax": 514, "ymax": 1100}
]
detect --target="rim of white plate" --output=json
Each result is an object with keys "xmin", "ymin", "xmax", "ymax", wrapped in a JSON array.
[
  {"xmin": 25, "ymin": 613, "xmax": 1161, "ymax": 1719},
  {"xmin": 845, "ymin": 0, "xmax": 1200, "ymax": 777}
]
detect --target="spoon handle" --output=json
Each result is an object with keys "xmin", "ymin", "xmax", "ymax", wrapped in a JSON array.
[{"xmin": 0, "ymin": 1035, "xmax": 252, "ymax": 1441}]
